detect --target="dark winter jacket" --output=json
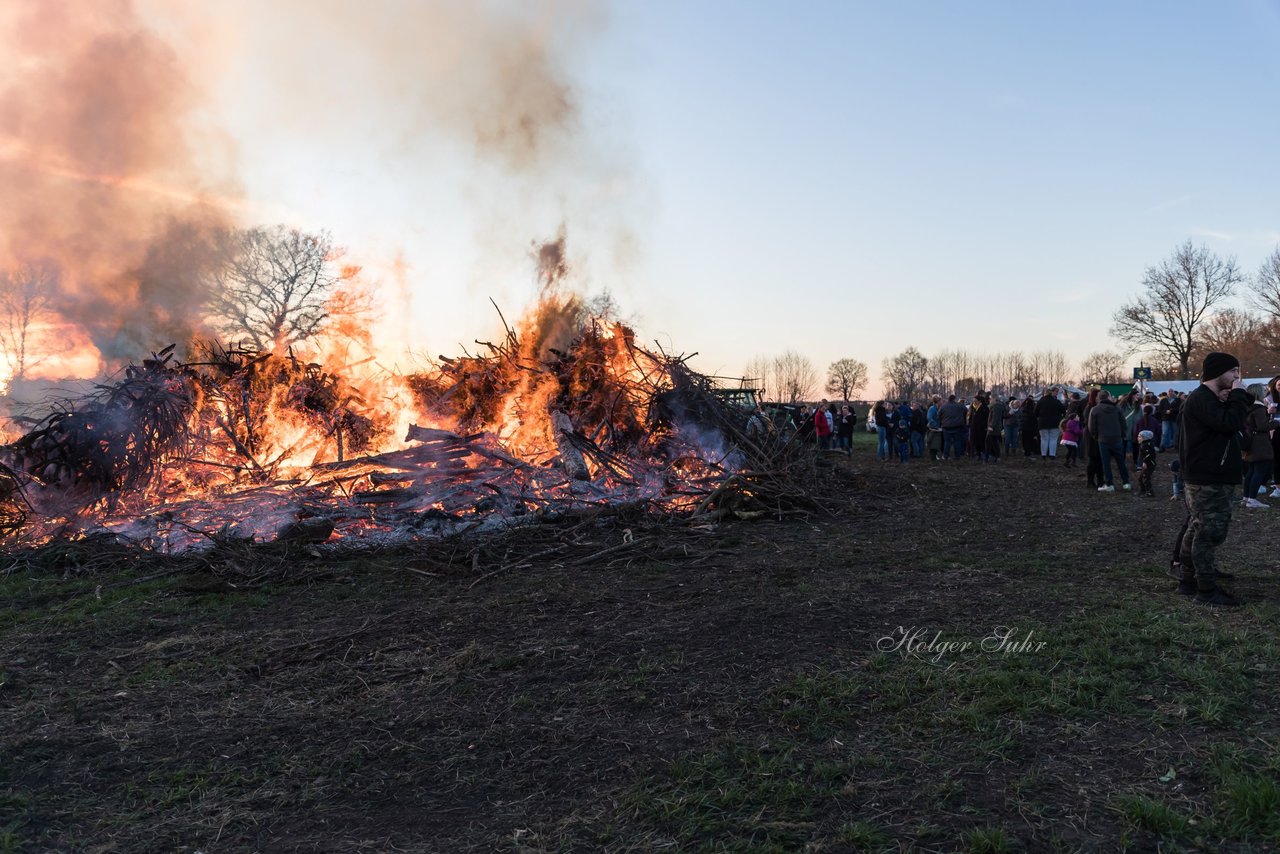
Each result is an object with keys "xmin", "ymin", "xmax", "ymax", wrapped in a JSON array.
[
  {"xmin": 910, "ymin": 408, "xmax": 927, "ymax": 434},
  {"xmin": 939, "ymin": 401, "xmax": 967, "ymax": 429},
  {"xmin": 1087, "ymin": 400, "xmax": 1126, "ymax": 444},
  {"xmin": 1019, "ymin": 399, "xmax": 1038, "ymax": 430},
  {"xmin": 1241, "ymin": 403, "xmax": 1274, "ymax": 463},
  {"xmin": 1035, "ymin": 395, "xmax": 1065, "ymax": 430},
  {"xmin": 1177, "ymin": 384, "xmax": 1252, "ymax": 486},
  {"xmin": 969, "ymin": 402, "xmax": 990, "ymax": 438},
  {"xmin": 988, "ymin": 400, "xmax": 1007, "ymax": 432},
  {"xmin": 1133, "ymin": 413, "xmax": 1161, "ymax": 442},
  {"xmin": 836, "ymin": 410, "xmax": 856, "ymax": 439}
]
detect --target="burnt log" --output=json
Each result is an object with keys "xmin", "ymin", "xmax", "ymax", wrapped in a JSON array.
[
  {"xmin": 549, "ymin": 410, "xmax": 590, "ymax": 481},
  {"xmin": 274, "ymin": 517, "xmax": 335, "ymax": 544}
]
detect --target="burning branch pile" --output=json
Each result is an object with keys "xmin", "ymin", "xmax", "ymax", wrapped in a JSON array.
[
  {"xmin": 0, "ymin": 301, "xmax": 826, "ymax": 554},
  {"xmin": 4, "ymin": 346, "xmax": 196, "ymax": 494}
]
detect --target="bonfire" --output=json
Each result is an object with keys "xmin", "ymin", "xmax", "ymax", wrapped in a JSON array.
[{"xmin": 0, "ymin": 291, "xmax": 816, "ymax": 555}]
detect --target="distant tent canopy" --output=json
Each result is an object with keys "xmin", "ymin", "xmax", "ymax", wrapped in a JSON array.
[{"xmin": 1107, "ymin": 378, "xmax": 1276, "ymax": 397}]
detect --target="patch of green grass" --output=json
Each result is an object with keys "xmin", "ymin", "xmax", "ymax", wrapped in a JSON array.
[
  {"xmin": 628, "ymin": 738, "xmax": 840, "ymax": 849},
  {"xmin": 1221, "ymin": 773, "xmax": 1280, "ymax": 837},
  {"xmin": 1203, "ymin": 747, "xmax": 1280, "ymax": 839},
  {"xmin": 1110, "ymin": 793, "xmax": 1189, "ymax": 834},
  {"xmin": 0, "ymin": 790, "xmax": 37, "ymax": 852},
  {"xmin": 963, "ymin": 826, "xmax": 1014, "ymax": 853},
  {"xmin": 835, "ymin": 819, "xmax": 894, "ymax": 850},
  {"xmin": 770, "ymin": 596, "xmax": 1271, "ymax": 764},
  {"xmin": 769, "ymin": 669, "xmax": 865, "ymax": 740}
]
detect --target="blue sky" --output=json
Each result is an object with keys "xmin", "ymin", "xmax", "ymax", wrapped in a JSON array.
[{"xmin": 203, "ymin": 1, "xmax": 1280, "ymax": 396}]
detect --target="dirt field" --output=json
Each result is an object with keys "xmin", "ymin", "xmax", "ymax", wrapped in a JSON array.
[{"xmin": 5, "ymin": 438, "xmax": 1280, "ymax": 852}]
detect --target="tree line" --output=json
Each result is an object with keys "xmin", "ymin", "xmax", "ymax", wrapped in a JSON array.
[{"xmin": 744, "ymin": 240, "xmax": 1280, "ymax": 403}]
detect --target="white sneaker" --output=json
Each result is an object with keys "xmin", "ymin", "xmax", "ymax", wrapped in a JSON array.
[
  {"xmin": 1271, "ymin": 488, "xmax": 1280, "ymax": 499},
  {"xmin": 1246, "ymin": 498, "xmax": 1271, "ymax": 509},
  {"xmin": 1098, "ymin": 485, "xmax": 1115, "ymax": 493},
  {"xmin": 1122, "ymin": 483, "xmax": 1132, "ymax": 491},
  {"xmin": 1260, "ymin": 486, "xmax": 1269, "ymax": 496}
]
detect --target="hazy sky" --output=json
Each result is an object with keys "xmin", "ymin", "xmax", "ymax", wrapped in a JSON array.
[{"xmin": 159, "ymin": 1, "xmax": 1280, "ymax": 395}]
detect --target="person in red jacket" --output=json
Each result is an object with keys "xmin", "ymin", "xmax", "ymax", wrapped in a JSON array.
[{"xmin": 813, "ymin": 400, "xmax": 833, "ymax": 450}]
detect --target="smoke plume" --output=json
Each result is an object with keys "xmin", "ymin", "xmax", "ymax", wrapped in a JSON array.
[
  {"xmin": 0, "ymin": 0, "xmax": 239, "ymax": 367},
  {"xmin": 0, "ymin": 0, "xmax": 624, "ymax": 377}
]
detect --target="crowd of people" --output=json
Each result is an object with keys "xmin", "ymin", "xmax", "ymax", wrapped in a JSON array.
[
  {"xmin": 747, "ymin": 354, "xmax": 1276, "ymax": 607},
  {"xmin": 783, "ymin": 378, "xmax": 1280, "ymax": 511},
  {"xmin": 748, "ymin": 354, "xmax": 1273, "ymax": 607}
]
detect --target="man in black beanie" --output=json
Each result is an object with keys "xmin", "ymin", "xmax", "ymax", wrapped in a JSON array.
[{"xmin": 1172, "ymin": 351, "xmax": 1250, "ymax": 605}]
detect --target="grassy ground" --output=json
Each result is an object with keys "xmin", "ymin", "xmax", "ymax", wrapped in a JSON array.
[{"xmin": 4, "ymin": 432, "xmax": 1280, "ymax": 852}]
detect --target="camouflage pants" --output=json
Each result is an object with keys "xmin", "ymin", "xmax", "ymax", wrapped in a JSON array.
[{"xmin": 1179, "ymin": 483, "xmax": 1235, "ymax": 581}]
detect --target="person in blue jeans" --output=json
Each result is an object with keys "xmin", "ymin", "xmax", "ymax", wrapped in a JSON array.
[
  {"xmin": 1089, "ymin": 390, "xmax": 1131, "ymax": 492},
  {"xmin": 873, "ymin": 401, "xmax": 892, "ymax": 461},
  {"xmin": 938, "ymin": 394, "xmax": 967, "ymax": 460}
]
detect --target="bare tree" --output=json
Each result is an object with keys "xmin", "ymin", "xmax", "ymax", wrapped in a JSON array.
[
  {"xmin": 824, "ymin": 357, "xmax": 868, "ymax": 402},
  {"xmin": 1078, "ymin": 350, "xmax": 1126, "ymax": 385},
  {"xmin": 0, "ymin": 261, "xmax": 62, "ymax": 383},
  {"xmin": 208, "ymin": 226, "xmax": 357, "ymax": 351},
  {"xmin": 584, "ymin": 288, "xmax": 628, "ymax": 323},
  {"xmin": 1189, "ymin": 308, "xmax": 1278, "ymax": 377},
  {"xmin": 1026, "ymin": 350, "xmax": 1072, "ymax": 388},
  {"xmin": 1111, "ymin": 241, "xmax": 1243, "ymax": 380},
  {"xmin": 1248, "ymin": 246, "xmax": 1280, "ymax": 321},
  {"xmin": 880, "ymin": 347, "xmax": 928, "ymax": 401},
  {"xmin": 773, "ymin": 350, "xmax": 817, "ymax": 403},
  {"xmin": 743, "ymin": 354, "xmax": 774, "ymax": 402}
]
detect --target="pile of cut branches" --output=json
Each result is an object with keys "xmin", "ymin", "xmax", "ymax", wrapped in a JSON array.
[
  {"xmin": 0, "ymin": 307, "xmax": 836, "ymax": 550},
  {"xmin": 3, "ymin": 346, "xmax": 196, "ymax": 493}
]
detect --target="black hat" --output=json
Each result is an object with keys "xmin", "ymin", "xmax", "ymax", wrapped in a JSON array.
[{"xmin": 1201, "ymin": 352, "xmax": 1240, "ymax": 381}]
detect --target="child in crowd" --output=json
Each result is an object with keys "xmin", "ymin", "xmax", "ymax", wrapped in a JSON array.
[
  {"xmin": 1170, "ymin": 457, "xmax": 1184, "ymax": 501},
  {"xmin": 1137, "ymin": 429, "xmax": 1158, "ymax": 496},
  {"xmin": 1059, "ymin": 414, "xmax": 1083, "ymax": 467},
  {"xmin": 894, "ymin": 407, "xmax": 911, "ymax": 463}
]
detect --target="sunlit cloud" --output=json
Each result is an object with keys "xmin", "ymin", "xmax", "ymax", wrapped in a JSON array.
[{"xmin": 1191, "ymin": 227, "xmax": 1280, "ymax": 245}]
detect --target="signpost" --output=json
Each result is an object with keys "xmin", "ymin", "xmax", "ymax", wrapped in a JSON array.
[{"xmin": 1133, "ymin": 365, "xmax": 1152, "ymax": 399}]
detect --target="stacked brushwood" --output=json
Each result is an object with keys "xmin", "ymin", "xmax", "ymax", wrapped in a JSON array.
[
  {"xmin": 3, "ymin": 346, "xmax": 196, "ymax": 494},
  {"xmin": 185, "ymin": 342, "xmax": 386, "ymax": 475},
  {"xmin": 404, "ymin": 316, "xmax": 829, "ymax": 523},
  {"xmin": 0, "ymin": 319, "xmax": 833, "ymax": 547},
  {"xmin": 0, "ymin": 344, "xmax": 389, "ymax": 536}
]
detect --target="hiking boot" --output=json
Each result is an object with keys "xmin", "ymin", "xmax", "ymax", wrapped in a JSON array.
[
  {"xmin": 1194, "ymin": 587, "xmax": 1240, "ymax": 607},
  {"xmin": 1176, "ymin": 579, "xmax": 1197, "ymax": 595},
  {"xmin": 1097, "ymin": 484, "xmax": 1115, "ymax": 493},
  {"xmin": 1169, "ymin": 564, "xmax": 1237, "ymax": 582}
]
